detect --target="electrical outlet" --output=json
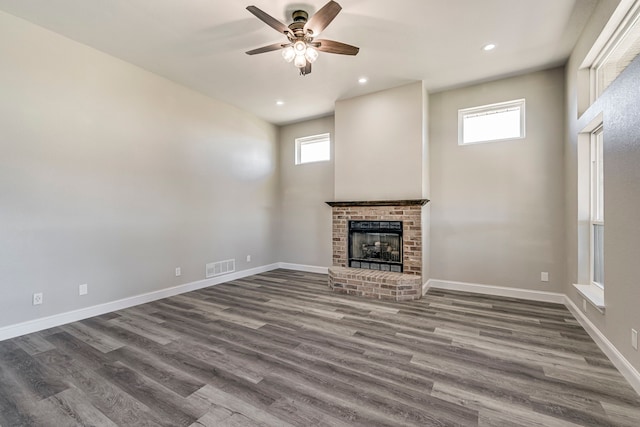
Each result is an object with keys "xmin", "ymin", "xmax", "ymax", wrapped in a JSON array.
[
  {"xmin": 541, "ymin": 272, "xmax": 549, "ymax": 282},
  {"xmin": 33, "ymin": 292, "xmax": 43, "ymax": 305},
  {"xmin": 175, "ymin": 267, "xmax": 181, "ymax": 277},
  {"xmin": 79, "ymin": 284, "xmax": 88, "ymax": 296},
  {"xmin": 582, "ymin": 299, "xmax": 587, "ymax": 312},
  {"xmin": 632, "ymin": 329, "xmax": 638, "ymax": 350},
  {"xmin": 246, "ymin": 255, "xmax": 251, "ymax": 263}
]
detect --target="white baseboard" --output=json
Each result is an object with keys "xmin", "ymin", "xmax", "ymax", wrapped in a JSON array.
[
  {"xmin": 564, "ymin": 296, "xmax": 640, "ymax": 395},
  {"xmin": 422, "ymin": 279, "xmax": 431, "ymax": 296},
  {"xmin": 277, "ymin": 262, "xmax": 328, "ymax": 274},
  {"xmin": 426, "ymin": 279, "xmax": 565, "ymax": 304},
  {"xmin": 425, "ymin": 278, "xmax": 640, "ymax": 395},
  {"xmin": 4, "ymin": 266, "xmax": 639, "ymax": 396},
  {"xmin": 0, "ymin": 263, "xmax": 280, "ymax": 342}
]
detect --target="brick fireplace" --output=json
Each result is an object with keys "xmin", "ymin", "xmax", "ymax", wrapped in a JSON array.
[{"xmin": 325, "ymin": 199, "xmax": 429, "ymax": 301}]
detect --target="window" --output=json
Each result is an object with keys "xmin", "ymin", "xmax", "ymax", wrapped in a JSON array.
[
  {"xmin": 590, "ymin": 126, "xmax": 604, "ymax": 288},
  {"xmin": 573, "ymin": 119, "xmax": 605, "ymax": 311},
  {"xmin": 458, "ymin": 99, "xmax": 525, "ymax": 145},
  {"xmin": 295, "ymin": 133, "xmax": 330, "ymax": 165},
  {"xmin": 591, "ymin": 2, "xmax": 640, "ymax": 99}
]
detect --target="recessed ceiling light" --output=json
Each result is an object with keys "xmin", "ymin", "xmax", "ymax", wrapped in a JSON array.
[
  {"xmin": 276, "ymin": 100, "xmax": 284, "ymax": 106},
  {"xmin": 483, "ymin": 43, "xmax": 496, "ymax": 51},
  {"xmin": 358, "ymin": 77, "xmax": 368, "ymax": 84}
]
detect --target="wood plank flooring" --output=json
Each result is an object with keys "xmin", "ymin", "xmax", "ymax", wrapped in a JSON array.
[{"xmin": 1, "ymin": 269, "xmax": 639, "ymax": 426}]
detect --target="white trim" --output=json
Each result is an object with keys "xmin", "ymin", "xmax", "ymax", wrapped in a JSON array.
[
  {"xmin": 277, "ymin": 262, "xmax": 329, "ymax": 274},
  {"xmin": 590, "ymin": 126, "xmax": 605, "ymax": 289},
  {"xmin": 295, "ymin": 133, "xmax": 331, "ymax": 165},
  {"xmin": 589, "ymin": 0, "xmax": 640, "ymax": 100},
  {"xmin": 422, "ymin": 279, "xmax": 431, "ymax": 296},
  {"xmin": 426, "ymin": 279, "xmax": 565, "ymax": 304},
  {"xmin": 564, "ymin": 296, "xmax": 640, "ymax": 395},
  {"xmin": 4, "ymin": 265, "xmax": 639, "ymax": 396},
  {"xmin": 581, "ymin": 0, "xmax": 639, "ymax": 68},
  {"xmin": 458, "ymin": 98, "xmax": 526, "ymax": 145},
  {"xmin": 0, "ymin": 263, "xmax": 280, "ymax": 342},
  {"xmin": 424, "ymin": 278, "xmax": 639, "ymax": 395},
  {"xmin": 573, "ymin": 283, "xmax": 605, "ymax": 312}
]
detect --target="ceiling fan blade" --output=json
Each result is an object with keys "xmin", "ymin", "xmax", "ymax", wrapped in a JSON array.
[
  {"xmin": 315, "ymin": 39, "xmax": 359, "ymax": 55},
  {"xmin": 304, "ymin": 1, "xmax": 342, "ymax": 36},
  {"xmin": 246, "ymin": 43, "xmax": 286, "ymax": 55},
  {"xmin": 246, "ymin": 5, "xmax": 292, "ymax": 37},
  {"xmin": 301, "ymin": 62, "xmax": 312, "ymax": 76}
]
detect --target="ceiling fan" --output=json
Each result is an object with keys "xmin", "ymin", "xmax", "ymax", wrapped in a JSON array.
[{"xmin": 245, "ymin": 1, "xmax": 359, "ymax": 76}]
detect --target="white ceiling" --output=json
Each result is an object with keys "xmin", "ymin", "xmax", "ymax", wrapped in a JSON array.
[{"xmin": 0, "ymin": 0, "xmax": 597, "ymax": 125}]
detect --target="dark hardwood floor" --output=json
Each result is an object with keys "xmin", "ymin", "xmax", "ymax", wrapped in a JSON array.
[{"xmin": 1, "ymin": 269, "xmax": 639, "ymax": 426}]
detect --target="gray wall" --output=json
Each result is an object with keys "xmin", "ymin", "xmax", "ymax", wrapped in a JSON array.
[
  {"xmin": 278, "ymin": 84, "xmax": 432, "ymax": 272},
  {"xmin": 334, "ymin": 82, "xmax": 430, "ymax": 281},
  {"xmin": 429, "ymin": 68, "xmax": 566, "ymax": 292},
  {"xmin": 334, "ymin": 82, "xmax": 426, "ymax": 201},
  {"xmin": 565, "ymin": 0, "xmax": 640, "ymax": 371},
  {"xmin": 0, "ymin": 11, "xmax": 278, "ymax": 328},
  {"xmin": 278, "ymin": 116, "xmax": 334, "ymax": 267}
]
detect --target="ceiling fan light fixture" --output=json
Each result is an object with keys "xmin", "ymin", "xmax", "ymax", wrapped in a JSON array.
[
  {"xmin": 305, "ymin": 46, "xmax": 319, "ymax": 63},
  {"xmin": 294, "ymin": 41, "xmax": 307, "ymax": 55},
  {"xmin": 294, "ymin": 55, "xmax": 307, "ymax": 68},
  {"xmin": 282, "ymin": 46, "xmax": 295, "ymax": 62}
]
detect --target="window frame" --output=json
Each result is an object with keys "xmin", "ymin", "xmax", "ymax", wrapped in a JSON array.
[
  {"xmin": 295, "ymin": 133, "xmax": 331, "ymax": 165},
  {"xmin": 590, "ymin": 1, "xmax": 640, "ymax": 102},
  {"xmin": 590, "ymin": 125, "xmax": 604, "ymax": 289},
  {"xmin": 457, "ymin": 99, "xmax": 526, "ymax": 146}
]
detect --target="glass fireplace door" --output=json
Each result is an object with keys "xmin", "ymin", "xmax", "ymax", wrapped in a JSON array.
[{"xmin": 348, "ymin": 221, "xmax": 402, "ymax": 272}]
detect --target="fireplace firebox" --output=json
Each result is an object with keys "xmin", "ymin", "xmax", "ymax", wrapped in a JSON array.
[{"xmin": 348, "ymin": 221, "xmax": 403, "ymax": 272}]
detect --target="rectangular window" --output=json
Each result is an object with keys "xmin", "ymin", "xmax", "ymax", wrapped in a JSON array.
[
  {"xmin": 591, "ymin": 126, "xmax": 604, "ymax": 288},
  {"xmin": 458, "ymin": 99, "xmax": 525, "ymax": 145},
  {"xmin": 295, "ymin": 133, "xmax": 330, "ymax": 165},
  {"xmin": 592, "ymin": 3, "xmax": 640, "ymax": 99}
]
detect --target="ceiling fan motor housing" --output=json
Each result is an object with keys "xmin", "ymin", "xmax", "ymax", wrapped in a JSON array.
[
  {"xmin": 292, "ymin": 10, "xmax": 308, "ymax": 22},
  {"xmin": 289, "ymin": 10, "xmax": 310, "ymax": 38}
]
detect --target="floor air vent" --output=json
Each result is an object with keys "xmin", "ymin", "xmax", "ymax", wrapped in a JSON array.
[{"xmin": 206, "ymin": 259, "xmax": 235, "ymax": 278}]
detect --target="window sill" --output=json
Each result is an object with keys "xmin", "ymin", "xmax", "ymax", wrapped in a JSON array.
[{"xmin": 573, "ymin": 283, "xmax": 605, "ymax": 313}]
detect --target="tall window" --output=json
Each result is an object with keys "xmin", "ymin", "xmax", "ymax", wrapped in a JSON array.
[
  {"xmin": 591, "ymin": 126, "xmax": 604, "ymax": 288},
  {"xmin": 295, "ymin": 133, "xmax": 330, "ymax": 165},
  {"xmin": 458, "ymin": 99, "xmax": 525, "ymax": 145}
]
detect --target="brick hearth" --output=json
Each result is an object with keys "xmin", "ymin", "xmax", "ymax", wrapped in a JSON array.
[{"xmin": 328, "ymin": 267, "xmax": 422, "ymax": 301}]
